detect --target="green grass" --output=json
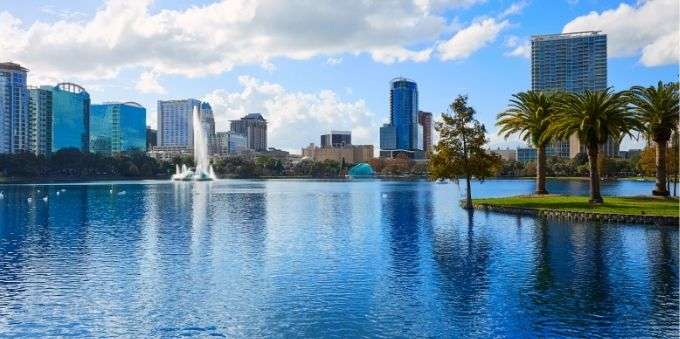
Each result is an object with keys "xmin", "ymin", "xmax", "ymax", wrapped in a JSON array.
[{"xmin": 473, "ymin": 195, "xmax": 679, "ymax": 217}]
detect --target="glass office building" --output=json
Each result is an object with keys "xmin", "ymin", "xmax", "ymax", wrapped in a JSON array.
[
  {"xmin": 531, "ymin": 31, "xmax": 613, "ymax": 157},
  {"xmin": 321, "ymin": 131, "xmax": 351, "ymax": 148},
  {"xmin": 389, "ymin": 78, "xmax": 418, "ymax": 150},
  {"xmin": 379, "ymin": 124, "xmax": 396, "ymax": 150},
  {"xmin": 28, "ymin": 87, "xmax": 53, "ymax": 156},
  {"xmin": 90, "ymin": 102, "xmax": 147, "ymax": 155},
  {"xmin": 0, "ymin": 62, "xmax": 30, "ymax": 154},
  {"xmin": 49, "ymin": 83, "xmax": 90, "ymax": 153}
]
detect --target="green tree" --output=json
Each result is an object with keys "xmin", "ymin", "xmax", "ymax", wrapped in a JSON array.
[
  {"xmin": 629, "ymin": 81, "xmax": 679, "ymax": 196},
  {"xmin": 550, "ymin": 89, "xmax": 638, "ymax": 203},
  {"xmin": 429, "ymin": 95, "xmax": 501, "ymax": 209},
  {"xmin": 497, "ymin": 91, "xmax": 557, "ymax": 194}
]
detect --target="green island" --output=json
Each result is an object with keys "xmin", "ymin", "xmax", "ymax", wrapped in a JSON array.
[{"xmin": 472, "ymin": 195, "xmax": 679, "ymax": 218}]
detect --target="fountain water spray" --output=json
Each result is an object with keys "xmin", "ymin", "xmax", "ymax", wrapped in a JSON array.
[{"xmin": 172, "ymin": 105, "xmax": 216, "ymax": 181}]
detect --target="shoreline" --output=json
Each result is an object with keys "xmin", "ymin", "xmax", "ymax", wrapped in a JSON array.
[
  {"xmin": 0, "ymin": 175, "xmax": 654, "ymax": 185},
  {"xmin": 471, "ymin": 195, "xmax": 678, "ymax": 225}
]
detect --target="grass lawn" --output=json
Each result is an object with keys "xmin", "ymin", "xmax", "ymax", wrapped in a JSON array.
[{"xmin": 473, "ymin": 195, "xmax": 679, "ymax": 218}]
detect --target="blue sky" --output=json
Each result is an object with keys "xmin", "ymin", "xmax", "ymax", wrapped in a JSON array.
[{"xmin": 0, "ymin": 0, "xmax": 677, "ymax": 152}]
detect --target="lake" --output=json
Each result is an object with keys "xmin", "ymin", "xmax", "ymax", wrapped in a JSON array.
[{"xmin": 0, "ymin": 179, "xmax": 677, "ymax": 337}]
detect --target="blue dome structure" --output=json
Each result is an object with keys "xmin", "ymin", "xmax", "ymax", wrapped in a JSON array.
[{"xmin": 348, "ymin": 163, "xmax": 375, "ymax": 178}]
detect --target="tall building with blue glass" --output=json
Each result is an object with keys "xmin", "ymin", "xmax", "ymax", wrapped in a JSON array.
[
  {"xmin": 48, "ymin": 83, "xmax": 90, "ymax": 153},
  {"xmin": 90, "ymin": 102, "xmax": 147, "ymax": 155},
  {"xmin": 390, "ymin": 78, "xmax": 418, "ymax": 150},
  {"xmin": 0, "ymin": 62, "xmax": 30, "ymax": 154},
  {"xmin": 380, "ymin": 78, "xmax": 422, "ymax": 158},
  {"xmin": 531, "ymin": 31, "xmax": 615, "ymax": 158}
]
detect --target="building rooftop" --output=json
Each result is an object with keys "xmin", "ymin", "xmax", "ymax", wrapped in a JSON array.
[
  {"xmin": 390, "ymin": 77, "xmax": 416, "ymax": 85},
  {"xmin": 531, "ymin": 31, "xmax": 603, "ymax": 41},
  {"xmin": 54, "ymin": 82, "xmax": 89, "ymax": 96},
  {"xmin": 0, "ymin": 62, "xmax": 28, "ymax": 72},
  {"xmin": 242, "ymin": 113, "xmax": 266, "ymax": 120}
]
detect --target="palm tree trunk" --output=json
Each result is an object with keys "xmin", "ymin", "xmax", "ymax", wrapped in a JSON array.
[
  {"xmin": 587, "ymin": 144, "xmax": 603, "ymax": 204},
  {"xmin": 464, "ymin": 174, "xmax": 473, "ymax": 210},
  {"xmin": 653, "ymin": 139, "xmax": 669, "ymax": 197},
  {"xmin": 536, "ymin": 144, "xmax": 548, "ymax": 194}
]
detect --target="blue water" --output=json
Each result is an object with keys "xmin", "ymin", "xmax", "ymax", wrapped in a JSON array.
[{"xmin": 0, "ymin": 179, "xmax": 677, "ymax": 337}]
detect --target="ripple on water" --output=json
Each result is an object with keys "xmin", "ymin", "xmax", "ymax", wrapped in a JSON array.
[{"xmin": 0, "ymin": 179, "xmax": 676, "ymax": 337}]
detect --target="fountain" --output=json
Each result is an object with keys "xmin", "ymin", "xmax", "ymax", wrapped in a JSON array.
[{"xmin": 172, "ymin": 105, "xmax": 216, "ymax": 181}]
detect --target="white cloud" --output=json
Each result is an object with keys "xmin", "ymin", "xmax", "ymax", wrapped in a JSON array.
[
  {"xmin": 135, "ymin": 71, "xmax": 166, "ymax": 94},
  {"xmin": 504, "ymin": 35, "xmax": 530, "ymax": 59},
  {"xmin": 0, "ymin": 0, "xmax": 464, "ymax": 81},
  {"xmin": 415, "ymin": 0, "xmax": 487, "ymax": 13},
  {"xmin": 371, "ymin": 46, "xmax": 433, "ymax": 64},
  {"xmin": 499, "ymin": 0, "xmax": 528, "ymax": 19},
  {"xmin": 202, "ymin": 76, "xmax": 379, "ymax": 152},
  {"xmin": 437, "ymin": 18, "xmax": 510, "ymax": 61},
  {"xmin": 326, "ymin": 57, "xmax": 343, "ymax": 66},
  {"xmin": 640, "ymin": 30, "xmax": 679, "ymax": 67},
  {"xmin": 562, "ymin": 0, "xmax": 679, "ymax": 67}
]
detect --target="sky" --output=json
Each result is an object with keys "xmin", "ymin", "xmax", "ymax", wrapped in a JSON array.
[{"xmin": 0, "ymin": 0, "xmax": 677, "ymax": 153}]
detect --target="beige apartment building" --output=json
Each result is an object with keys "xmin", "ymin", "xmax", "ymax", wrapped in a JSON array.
[{"xmin": 301, "ymin": 143, "xmax": 374, "ymax": 164}]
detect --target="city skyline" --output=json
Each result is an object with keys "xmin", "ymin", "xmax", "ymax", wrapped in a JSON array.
[{"xmin": 0, "ymin": 0, "xmax": 677, "ymax": 152}]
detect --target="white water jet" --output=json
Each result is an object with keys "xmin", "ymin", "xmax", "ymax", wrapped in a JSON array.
[{"xmin": 172, "ymin": 105, "xmax": 216, "ymax": 181}]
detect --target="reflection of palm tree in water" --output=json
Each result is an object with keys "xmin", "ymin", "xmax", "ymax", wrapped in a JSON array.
[
  {"xmin": 646, "ymin": 227, "xmax": 678, "ymax": 324},
  {"xmin": 527, "ymin": 220, "xmax": 621, "ymax": 333},
  {"xmin": 532, "ymin": 217, "xmax": 553, "ymax": 292}
]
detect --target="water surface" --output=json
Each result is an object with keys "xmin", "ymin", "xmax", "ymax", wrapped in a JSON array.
[{"xmin": 0, "ymin": 179, "xmax": 677, "ymax": 337}]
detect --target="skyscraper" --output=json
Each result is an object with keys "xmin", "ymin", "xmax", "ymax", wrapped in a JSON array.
[
  {"xmin": 380, "ymin": 78, "xmax": 421, "ymax": 158},
  {"xmin": 0, "ymin": 62, "xmax": 30, "ymax": 154},
  {"xmin": 90, "ymin": 102, "xmax": 147, "ymax": 155},
  {"xmin": 28, "ymin": 87, "xmax": 53, "ymax": 156},
  {"xmin": 230, "ymin": 113, "xmax": 267, "ymax": 151},
  {"xmin": 418, "ymin": 111, "xmax": 433, "ymax": 155},
  {"xmin": 390, "ymin": 78, "xmax": 418, "ymax": 150},
  {"xmin": 146, "ymin": 127, "xmax": 157, "ymax": 150},
  {"xmin": 531, "ymin": 31, "xmax": 617, "ymax": 157},
  {"xmin": 200, "ymin": 102, "xmax": 215, "ymax": 137},
  {"xmin": 157, "ymin": 99, "xmax": 200, "ymax": 148},
  {"xmin": 531, "ymin": 31, "xmax": 607, "ymax": 92},
  {"xmin": 49, "ymin": 82, "xmax": 90, "ymax": 152}
]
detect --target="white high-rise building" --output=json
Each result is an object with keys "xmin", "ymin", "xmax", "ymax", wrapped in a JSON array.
[
  {"xmin": 0, "ymin": 62, "xmax": 30, "ymax": 154},
  {"xmin": 157, "ymin": 99, "xmax": 201, "ymax": 148}
]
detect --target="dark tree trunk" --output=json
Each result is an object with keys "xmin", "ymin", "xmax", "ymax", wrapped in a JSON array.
[
  {"xmin": 653, "ymin": 139, "xmax": 670, "ymax": 197},
  {"xmin": 463, "ymin": 174, "xmax": 472, "ymax": 210},
  {"xmin": 587, "ymin": 144, "xmax": 603, "ymax": 204},
  {"xmin": 536, "ymin": 144, "xmax": 548, "ymax": 195}
]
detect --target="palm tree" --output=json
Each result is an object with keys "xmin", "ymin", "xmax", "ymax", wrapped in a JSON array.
[
  {"xmin": 629, "ymin": 81, "xmax": 679, "ymax": 197},
  {"xmin": 497, "ymin": 91, "xmax": 556, "ymax": 194},
  {"xmin": 549, "ymin": 89, "xmax": 638, "ymax": 204}
]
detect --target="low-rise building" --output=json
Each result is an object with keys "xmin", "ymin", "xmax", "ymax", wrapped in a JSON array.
[
  {"xmin": 302, "ymin": 143, "xmax": 374, "ymax": 164},
  {"xmin": 215, "ymin": 131, "xmax": 247, "ymax": 156},
  {"xmin": 492, "ymin": 147, "xmax": 516, "ymax": 161},
  {"xmin": 516, "ymin": 147, "xmax": 537, "ymax": 163},
  {"xmin": 147, "ymin": 145, "xmax": 192, "ymax": 162}
]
